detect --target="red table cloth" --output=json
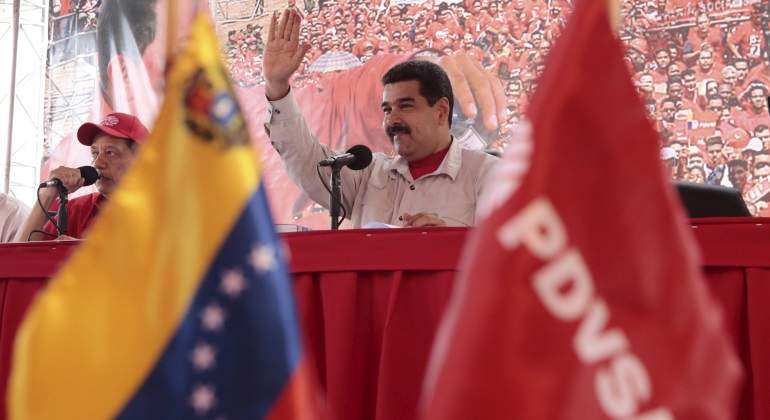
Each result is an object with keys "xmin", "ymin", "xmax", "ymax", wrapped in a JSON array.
[{"xmin": 0, "ymin": 219, "xmax": 768, "ymax": 420}]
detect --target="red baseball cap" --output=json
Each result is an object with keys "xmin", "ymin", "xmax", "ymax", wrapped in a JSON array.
[{"xmin": 77, "ymin": 112, "xmax": 149, "ymax": 146}]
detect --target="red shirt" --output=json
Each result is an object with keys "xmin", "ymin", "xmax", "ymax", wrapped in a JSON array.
[
  {"xmin": 729, "ymin": 21, "xmax": 767, "ymax": 62},
  {"xmin": 745, "ymin": 63, "xmax": 770, "ymax": 87},
  {"xmin": 42, "ymin": 192, "xmax": 104, "ymax": 240},
  {"xmin": 693, "ymin": 63, "xmax": 724, "ymax": 81},
  {"xmin": 409, "ymin": 146, "xmax": 451, "ymax": 180},
  {"xmin": 734, "ymin": 108, "xmax": 770, "ymax": 134},
  {"xmin": 686, "ymin": 27, "xmax": 724, "ymax": 62}
]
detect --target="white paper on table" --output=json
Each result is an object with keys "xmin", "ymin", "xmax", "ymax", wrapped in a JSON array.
[{"xmin": 362, "ymin": 222, "xmax": 401, "ymax": 229}]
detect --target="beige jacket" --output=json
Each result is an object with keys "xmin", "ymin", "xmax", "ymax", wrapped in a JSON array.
[
  {"xmin": 0, "ymin": 193, "xmax": 30, "ymax": 243},
  {"xmin": 265, "ymin": 90, "xmax": 498, "ymax": 228}
]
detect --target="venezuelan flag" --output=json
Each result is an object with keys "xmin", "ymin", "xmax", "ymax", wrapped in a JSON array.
[{"xmin": 9, "ymin": 14, "xmax": 315, "ymax": 420}]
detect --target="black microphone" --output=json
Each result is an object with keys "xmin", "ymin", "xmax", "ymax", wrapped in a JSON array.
[
  {"xmin": 39, "ymin": 166, "xmax": 99, "ymax": 189},
  {"xmin": 318, "ymin": 145, "xmax": 373, "ymax": 170}
]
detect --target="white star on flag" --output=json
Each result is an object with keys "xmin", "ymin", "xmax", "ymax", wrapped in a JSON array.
[
  {"xmin": 220, "ymin": 269, "xmax": 247, "ymax": 297},
  {"xmin": 191, "ymin": 342, "xmax": 216, "ymax": 371},
  {"xmin": 213, "ymin": 95, "xmax": 235, "ymax": 119},
  {"xmin": 190, "ymin": 384, "xmax": 216, "ymax": 414},
  {"xmin": 250, "ymin": 244, "xmax": 276, "ymax": 273},
  {"xmin": 201, "ymin": 304, "xmax": 226, "ymax": 331}
]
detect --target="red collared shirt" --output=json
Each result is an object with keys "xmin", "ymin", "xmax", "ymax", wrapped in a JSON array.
[
  {"xmin": 409, "ymin": 146, "xmax": 451, "ymax": 180},
  {"xmin": 42, "ymin": 192, "xmax": 105, "ymax": 240}
]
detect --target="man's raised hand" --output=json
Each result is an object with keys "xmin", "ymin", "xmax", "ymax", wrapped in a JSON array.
[{"xmin": 263, "ymin": 9, "xmax": 311, "ymax": 100}]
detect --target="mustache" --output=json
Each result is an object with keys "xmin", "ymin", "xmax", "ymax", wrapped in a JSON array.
[{"xmin": 386, "ymin": 124, "xmax": 411, "ymax": 139}]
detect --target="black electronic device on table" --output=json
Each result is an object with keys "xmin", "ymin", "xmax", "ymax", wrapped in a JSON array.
[{"xmin": 674, "ymin": 182, "xmax": 751, "ymax": 218}]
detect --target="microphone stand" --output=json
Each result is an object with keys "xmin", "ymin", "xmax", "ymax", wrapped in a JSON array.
[
  {"xmin": 330, "ymin": 165, "xmax": 343, "ymax": 230},
  {"xmin": 56, "ymin": 185, "xmax": 68, "ymax": 237},
  {"xmin": 320, "ymin": 146, "xmax": 373, "ymax": 230}
]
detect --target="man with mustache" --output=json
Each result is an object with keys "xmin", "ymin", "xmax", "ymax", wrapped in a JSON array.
[
  {"xmin": 18, "ymin": 113, "xmax": 148, "ymax": 241},
  {"xmin": 263, "ymin": 9, "xmax": 498, "ymax": 228}
]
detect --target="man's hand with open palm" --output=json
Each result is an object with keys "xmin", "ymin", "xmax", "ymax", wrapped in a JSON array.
[{"xmin": 263, "ymin": 9, "xmax": 310, "ymax": 100}]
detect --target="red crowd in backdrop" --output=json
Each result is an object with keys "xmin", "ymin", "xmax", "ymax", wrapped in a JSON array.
[
  {"xmin": 222, "ymin": 0, "xmax": 770, "ymax": 215},
  {"xmin": 39, "ymin": 0, "xmax": 770, "ymax": 222}
]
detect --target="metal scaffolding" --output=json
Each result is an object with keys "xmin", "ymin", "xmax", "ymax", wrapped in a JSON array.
[
  {"xmin": 212, "ymin": 0, "xmax": 275, "ymax": 37},
  {"xmin": 44, "ymin": 0, "xmax": 98, "ymax": 183},
  {"xmin": 0, "ymin": 0, "xmax": 48, "ymax": 205}
]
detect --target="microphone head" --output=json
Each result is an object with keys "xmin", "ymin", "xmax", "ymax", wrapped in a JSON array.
[
  {"xmin": 346, "ymin": 145, "xmax": 373, "ymax": 170},
  {"xmin": 78, "ymin": 166, "xmax": 100, "ymax": 186}
]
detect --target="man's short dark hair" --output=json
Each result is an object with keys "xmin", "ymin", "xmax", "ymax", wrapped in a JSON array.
[
  {"xmin": 660, "ymin": 96, "xmax": 677, "ymax": 107},
  {"xmin": 682, "ymin": 69, "xmax": 695, "ymax": 78},
  {"xmin": 667, "ymin": 75, "xmax": 683, "ymax": 86},
  {"xmin": 97, "ymin": 0, "xmax": 158, "ymax": 106},
  {"xmin": 382, "ymin": 60, "xmax": 454, "ymax": 127},
  {"xmin": 706, "ymin": 136, "xmax": 724, "ymax": 147},
  {"xmin": 747, "ymin": 81, "xmax": 769, "ymax": 96},
  {"xmin": 669, "ymin": 139, "xmax": 686, "ymax": 148},
  {"xmin": 728, "ymin": 159, "xmax": 748, "ymax": 169}
]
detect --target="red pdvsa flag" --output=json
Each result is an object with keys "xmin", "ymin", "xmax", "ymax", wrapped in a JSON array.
[{"xmin": 421, "ymin": 1, "xmax": 741, "ymax": 419}]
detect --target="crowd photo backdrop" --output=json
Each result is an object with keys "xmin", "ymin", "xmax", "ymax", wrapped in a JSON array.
[{"xmin": 43, "ymin": 0, "xmax": 770, "ymax": 227}]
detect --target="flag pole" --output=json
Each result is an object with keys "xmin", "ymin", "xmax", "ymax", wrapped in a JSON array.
[
  {"xmin": 165, "ymin": 0, "xmax": 179, "ymax": 74},
  {"xmin": 3, "ymin": 0, "xmax": 20, "ymax": 194},
  {"xmin": 606, "ymin": 0, "xmax": 621, "ymax": 33}
]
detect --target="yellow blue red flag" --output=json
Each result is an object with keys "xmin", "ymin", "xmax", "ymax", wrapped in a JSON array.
[{"xmin": 9, "ymin": 14, "xmax": 316, "ymax": 420}]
